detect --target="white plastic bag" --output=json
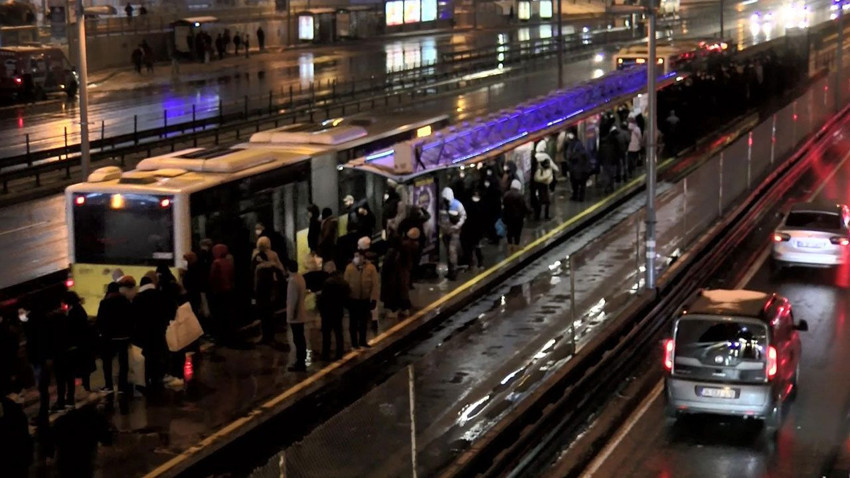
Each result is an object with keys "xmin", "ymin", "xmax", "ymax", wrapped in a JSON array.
[
  {"xmin": 128, "ymin": 344, "xmax": 145, "ymax": 387},
  {"xmin": 166, "ymin": 302, "xmax": 204, "ymax": 352}
]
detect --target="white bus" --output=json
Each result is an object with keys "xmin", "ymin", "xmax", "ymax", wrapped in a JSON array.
[{"xmin": 65, "ymin": 113, "xmax": 448, "ymax": 309}]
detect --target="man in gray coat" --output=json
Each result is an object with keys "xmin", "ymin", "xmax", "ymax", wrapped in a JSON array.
[{"xmin": 285, "ymin": 260, "xmax": 308, "ymax": 371}]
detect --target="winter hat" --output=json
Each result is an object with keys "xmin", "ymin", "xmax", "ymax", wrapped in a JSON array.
[
  {"xmin": 256, "ymin": 236, "xmax": 272, "ymax": 252},
  {"xmin": 535, "ymin": 140, "xmax": 548, "ymax": 152},
  {"xmin": 357, "ymin": 236, "xmax": 372, "ymax": 251},
  {"xmin": 117, "ymin": 275, "xmax": 136, "ymax": 288},
  {"xmin": 406, "ymin": 227, "xmax": 421, "ymax": 240},
  {"xmin": 343, "ymin": 195, "xmax": 355, "ymax": 206},
  {"xmin": 510, "ymin": 179, "xmax": 522, "ymax": 190},
  {"xmin": 322, "ymin": 207, "xmax": 333, "ymax": 219},
  {"xmin": 111, "ymin": 268, "xmax": 125, "ymax": 283}
]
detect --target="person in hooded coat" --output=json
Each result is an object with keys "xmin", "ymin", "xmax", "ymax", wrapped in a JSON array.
[
  {"xmin": 318, "ymin": 208, "xmax": 339, "ymax": 266},
  {"xmin": 133, "ymin": 275, "xmax": 174, "ymax": 396},
  {"xmin": 480, "ymin": 166, "xmax": 503, "ymax": 243},
  {"xmin": 461, "ymin": 188, "xmax": 486, "ymax": 269},
  {"xmin": 564, "ymin": 127, "xmax": 592, "ymax": 201},
  {"xmin": 380, "ymin": 240, "xmax": 404, "ymax": 319},
  {"xmin": 598, "ymin": 127, "xmax": 623, "ymax": 194},
  {"xmin": 63, "ymin": 291, "xmax": 96, "ymax": 394},
  {"xmin": 96, "ymin": 282, "xmax": 132, "ymax": 394},
  {"xmin": 502, "ymin": 179, "xmax": 530, "ymax": 253},
  {"xmin": 440, "ymin": 187, "xmax": 467, "ymax": 280},
  {"xmin": 317, "ymin": 269, "xmax": 349, "ymax": 360},
  {"xmin": 209, "ymin": 244, "xmax": 235, "ymax": 341},
  {"xmin": 532, "ymin": 149, "xmax": 555, "ymax": 221},
  {"xmin": 626, "ymin": 116, "xmax": 643, "ymax": 178}
]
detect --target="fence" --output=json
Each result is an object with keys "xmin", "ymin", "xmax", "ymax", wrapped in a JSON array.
[{"xmin": 246, "ymin": 68, "xmax": 847, "ymax": 477}]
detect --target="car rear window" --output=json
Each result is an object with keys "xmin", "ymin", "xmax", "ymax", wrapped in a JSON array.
[
  {"xmin": 785, "ymin": 211, "xmax": 842, "ymax": 230},
  {"xmin": 675, "ymin": 319, "xmax": 767, "ymax": 364}
]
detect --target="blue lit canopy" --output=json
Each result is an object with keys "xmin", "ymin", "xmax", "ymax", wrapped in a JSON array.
[{"xmin": 347, "ymin": 66, "xmax": 679, "ymax": 181}]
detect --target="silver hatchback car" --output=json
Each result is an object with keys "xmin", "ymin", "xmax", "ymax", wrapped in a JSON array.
[
  {"xmin": 772, "ymin": 202, "xmax": 850, "ymax": 270},
  {"xmin": 664, "ymin": 289, "xmax": 808, "ymax": 432}
]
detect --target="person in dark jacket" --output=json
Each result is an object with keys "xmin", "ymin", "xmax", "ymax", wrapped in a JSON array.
[
  {"xmin": 480, "ymin": 167, "xmax": 503, "ymax": 243},
  {"xmin": 255, "ymin": 222, "xmax": 288, "ymax": 262},
  {"xmin": 502, "ymin": 179, "xmax": 529, "ymax": 254},
  {"xmin": 461, "ymin": 188, "xmax": 486, "ymax": 269},
  {"xmin": 0, "ymin": 395, "xmax": 32, "ymax": 477},
  {"xmin": 181, "ymin": 252, "xmax": 204, "ymax": 318},
  {"xmin": 133, "ymin": 276, "xmax": 174, "ymax": 396},
  {"xmin": 209, "ymin": 244, "xmax": 235, "ymax": 341},
  {"xmin": 253, "ymin": 251, "xmax": 283, "ymax": 344},
  {"xmin": 62, "ymin": 292, "xmax": 95, "ymax": 394},
  {"xmin": 318, "ymin": 208, "xmax": 339, "ymax": 266},
  {"xmin": 156, "ymin": 264, "xmax": 183, "ymax": 307},
  {"xmin": 564, "ymin": 127, "xmax": 592, "ymax": 201},
  {"xmin": 51, "ymin": 404, "xmax": 113, "ymax": 478},
  {"xmin": 380, "ymin": 242, "xmax": 404, "ymax": 319},
  {"xmin": 96, "ymin": 282, "xmax": 132, "ymax": 394},
  {"xmin": 307, "ymin": 204, "xmax": 321, "ymax": 253},
  {"xmin": 318, "ymin": 269, "xmax": 350, "ymax": 360},
  {"xmin": 598, "ymin": 127, "xmax": 623, "ymax": 194}
]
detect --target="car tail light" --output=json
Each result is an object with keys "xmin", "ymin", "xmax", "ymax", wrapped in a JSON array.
[
  {"xmin": 830, "ymin": 236, "xmax": 850, "ymax": 246},
  {"xmin": 766, "ymin": 346, "xmax": 777, "ymax": 380},
  {"xmin": 64, "ymin": 278, "xmax": 74, "ymax": 288},
  {"xmin": 773, "ymin": 233, "xmax": 791, "ymax": 242},
  {"xmin": 663, "ymin": 339, "xmax": 675, "ymax": 371},
  {"xmin": 14, "ymin": 76, "xmax": 22, "ymax": 86}
]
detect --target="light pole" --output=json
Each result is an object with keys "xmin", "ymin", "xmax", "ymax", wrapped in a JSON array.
[
  {"xmin": 75, "ymin": 0, "xmax": 91, "ymax": 181},
  {"xmin": 719, "ymin": 0, "xmax": 724, "ymax": 38},
  {"xmin": 606, "ymin": 0, "xmax": 658, "ymax": 291},
  {"xmin": 837, "ymin": 0, "xmax": 845, "ymax": 111},
  {"xmin": 557, "ymin": 0, "xmax": 564, "ymax": 88}
]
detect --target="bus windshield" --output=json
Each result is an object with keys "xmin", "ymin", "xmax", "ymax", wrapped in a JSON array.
[{"xmin": 72, "ymin": 192, "xmax": 175, "ymax": 265}]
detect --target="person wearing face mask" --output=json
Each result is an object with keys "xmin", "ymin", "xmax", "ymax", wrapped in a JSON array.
[
  {"xmin": 460, "ymin": 188, "xmax": 486, "ymax": 270},
  {"xmin": 440, "ymin": 187, "xmax": 467, "ymax": 280},
  {"xmin": 564, "ymin": 127, "xmax": 592, "ymax": 202},
  {"xmin": 500, "ymin": 159, "xmax": 523, "ymax": 193},
  {"xmin": 344, "ymin": 251, "xmax": 379, "ymax": 348}
]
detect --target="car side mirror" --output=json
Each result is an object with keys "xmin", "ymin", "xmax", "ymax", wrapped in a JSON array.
[{"xmin": 795, "ymin": 319, "xmax": 809, "ymax": 332}]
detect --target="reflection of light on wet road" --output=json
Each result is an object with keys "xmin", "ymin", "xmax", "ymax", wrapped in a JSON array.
[{"xmin": 457, "ymin": 394, "xmax": 491, "ymax": 426}]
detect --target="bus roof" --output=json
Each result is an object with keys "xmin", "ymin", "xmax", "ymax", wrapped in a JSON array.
[
  {"xmin": 65, "ymin": 147, "xmax": 311, "ymax": 196},
  {"xmin": 237, "ymin": 113, "xmax": 447, "ymax": 154}
]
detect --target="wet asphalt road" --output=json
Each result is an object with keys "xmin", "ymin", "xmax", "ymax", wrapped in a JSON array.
[
  {"xmin": 0, "ymin": 0, "xmax": 808, "ymax": 159},
  {"xmin": 583, "ymin": 107, "xmax": 850, "ymax": 478}
]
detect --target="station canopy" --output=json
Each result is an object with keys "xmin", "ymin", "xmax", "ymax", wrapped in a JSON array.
[{"xmin": 344, "ymin": 66, "xmax": 679, "ymax": 182}]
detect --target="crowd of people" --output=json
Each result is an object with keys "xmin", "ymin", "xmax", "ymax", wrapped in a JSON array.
[{"xmin": 186, "ymin": 26, "xmax": 266, "ymax": 63}]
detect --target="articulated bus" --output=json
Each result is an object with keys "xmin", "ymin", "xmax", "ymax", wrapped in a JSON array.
[{"xmin": 65, "ymin": 113, "xmax": 448, "ymax": 310}]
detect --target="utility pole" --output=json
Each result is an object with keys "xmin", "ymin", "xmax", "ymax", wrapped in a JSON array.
[
  {"xmin": 837, "ymin": 0, "xmax": 845, "ymax": 111},
  {"xmin": 645, "ymin": 5, "xmax": 657, "ymax": 290},
  {"xmin": 75, "ymin": 0, "xmax": 91, "ymax": 180},
  {"xmin": 719, "ymin": 0, "xmax": 724, "ymax": 38},
  {"xmin": 557, "ymin": 0, "xmax": 564, "ymax": 88}
]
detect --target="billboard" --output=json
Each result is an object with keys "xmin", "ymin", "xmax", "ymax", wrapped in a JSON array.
[
  {"xmin": 421, "ymin": 0, "xmax": 437, "ymax": 21},
  {"xmin": 386, "ymin": 0, "xmax": 403, "ymax": 25},
  {"xmin": 404, "ymin": 0, "xmax": 421, "ymax": 23}
]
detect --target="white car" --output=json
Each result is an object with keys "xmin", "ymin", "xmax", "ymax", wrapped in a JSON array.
[{"xmin": 772, "ymin": 202, "xmax": 850, "ymax": 271}]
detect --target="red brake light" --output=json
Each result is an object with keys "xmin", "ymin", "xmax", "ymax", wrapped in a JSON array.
[
  {"xmin": 767, "ymin": 346, "xmax": 777, "ymax": 380},
  {"xmin": 663, "ymin": 339, "xmax": 674, "ymax": 371},
  {"xmin": 14, "ymin": 76, "xmax": 22, "ymax": 85},
  {"xmin": 64, "ymin": 278, "xmax": 74, "ymax": 288},
  {"xmin": 160, "ymin": 198, "xmax": 171, "ymax": 208},
  {"xmin": 183, "ymin": 354, "xmax": 194, "ymax": 382},
  {"xmin": 773, "ymin": 233, "xmax": 790, "ymax": 242},
  {"xmin": 830, "ymin": 236, "xmax": 849, "ymax": 246},
  {"xmin": 75, "ymin": 196, "xmax": 85, "ymax": 206}
]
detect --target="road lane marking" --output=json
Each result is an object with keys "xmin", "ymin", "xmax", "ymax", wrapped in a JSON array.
[
  {"xmin": 0, "ymin": 221, "xmax": 49, "ymax": 237},
  {"xmin": 582, "ymin": 380, "xmax": 664, "ymax": 477}
]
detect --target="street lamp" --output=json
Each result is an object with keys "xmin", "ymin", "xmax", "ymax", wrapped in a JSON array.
[
  {"xmin": 73, "ymin": 3, "xmax": 113, "ymax": 181},
  {"xmin": 606, "ymin": 1, "xmax": 658, "ymax": 291}
]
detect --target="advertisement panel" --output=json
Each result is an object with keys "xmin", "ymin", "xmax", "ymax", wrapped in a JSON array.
[
  {"xmin": 298, "ymin": 15, "xmax": 314, "ymax": 40},
  {"xmin": 518, "ymin": 1, "xmax": 530, "ymax": 20},
  {"xmin": 421, "ymin": 0, "xmax": 437, "ymax": 21},
  {"xmin": 386, "ymin": 0, "xmax": 404, "ymax": 25},
  {"xmin": 540, "ymin": 0, "xmax": 552, "ymax": 18},
  {"xmin": 404, "ymin": 0, "xmax": 421, "ymax": 23}
]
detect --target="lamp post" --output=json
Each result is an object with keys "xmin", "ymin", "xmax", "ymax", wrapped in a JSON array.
[
  {"xmin": 837, "ymin": 0, "xmax": 845, "ymax": 111},
  {"xmin": 72, "ymin": 3, "xmax": 113, "ymax": 181},
  {"xmin": 75, "ymin": 0, "xmax": 90, "ymax": 181},
  {"xmin": 557, "ymin": 0, "xmax": 564, "ymax": 88},
  {"xmin": 606, "ymin": 1, "xmax": 658, "ymax": 291}
]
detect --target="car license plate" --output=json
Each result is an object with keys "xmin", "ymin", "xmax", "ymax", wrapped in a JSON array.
[
  {"xmin": 696, "ymin": 386, "xmax": 738, "ymax": 399},
  {"xmin": 796, "ymin": 240, "xmax": 823, "ymax": 249}
]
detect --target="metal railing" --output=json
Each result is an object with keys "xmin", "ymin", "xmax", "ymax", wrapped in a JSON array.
[{"xmin": 0, "ymin": 27, "xmax": 638, "ymax": 194}]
